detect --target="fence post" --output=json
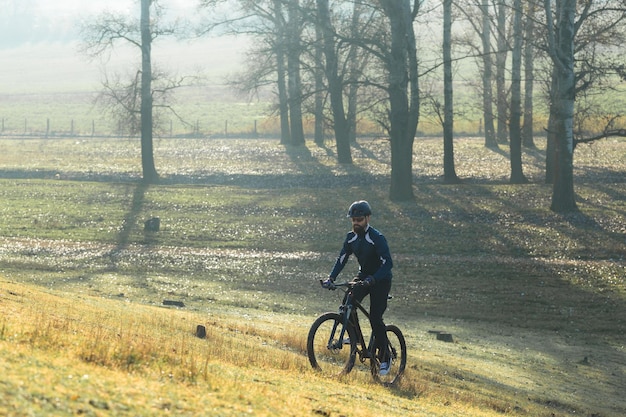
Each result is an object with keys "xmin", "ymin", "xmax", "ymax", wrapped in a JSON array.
[{"xmin": 46, "ymin": 118, "xmax": 50, "ymax": 138}]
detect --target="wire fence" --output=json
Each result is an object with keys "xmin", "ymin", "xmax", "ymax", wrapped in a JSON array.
[{"xmin": 0, "ymin": 116, "xmax": 273, "ymax": 139}]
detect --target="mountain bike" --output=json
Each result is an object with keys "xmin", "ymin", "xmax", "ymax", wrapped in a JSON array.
[{"xmin": 307, "ymin": 281, "xmax": 407, "ymax": 386}]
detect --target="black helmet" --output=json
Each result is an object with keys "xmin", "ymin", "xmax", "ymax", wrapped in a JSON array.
[{"xmin": 347, "ymin": 200, "xmax": 372, "ymax": 217}]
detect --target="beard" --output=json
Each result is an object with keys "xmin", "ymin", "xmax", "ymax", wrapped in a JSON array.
[{"xmin": 353, "ymin": 224, "xmax": 366, "ymax": 235}]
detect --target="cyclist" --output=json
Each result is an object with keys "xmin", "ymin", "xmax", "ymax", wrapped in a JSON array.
[{"xmin": 322, "ymin": 200, "xmax": 394, "ymax": 375}]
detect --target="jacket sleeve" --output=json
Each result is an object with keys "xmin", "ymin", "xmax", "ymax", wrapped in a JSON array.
[
  {"xmin": 371, "ymin": 233, "xmax": 393, "ymax": 282},
  {"xmin": 329, "ymin": 236, "xmax": 352, "ymax": 280}
]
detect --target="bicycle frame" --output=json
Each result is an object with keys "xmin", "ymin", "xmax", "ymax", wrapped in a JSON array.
[{"xmin": 331, "ymin": 285, "xmax": 375, "ymax": 362}]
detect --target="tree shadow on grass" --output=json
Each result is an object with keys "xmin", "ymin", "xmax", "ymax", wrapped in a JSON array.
[{"xmin": 110, "ymin": 182, "xmax": 149, "ymax": 255}]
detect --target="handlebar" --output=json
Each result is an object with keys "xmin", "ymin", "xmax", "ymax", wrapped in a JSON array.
[{"xmin": 319, "ymin": 280, "xmax": 365, "ymax": 291}]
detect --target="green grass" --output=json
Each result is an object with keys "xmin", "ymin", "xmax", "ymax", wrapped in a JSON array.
[
  {"xmin": 1, "ymin": 136, "xmax": 625, "ymax": 416},
  {"xmin": 0, "ymin": 88, "xmax": 273, "ymax": 137}
]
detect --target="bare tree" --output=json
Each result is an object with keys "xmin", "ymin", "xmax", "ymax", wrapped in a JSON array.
[
  {"xmin": 80, "ymin": 0, "xmax": 180, "ymax": 183},
  {"xmin": 139, "ymin": 0, "xmax": 158, "ymax": 183},
  {"xmin": 380, "ymin": 0, "xmax": 421, "ymax": 201},
  {"xmin": 273, "ymin": 0, "xmax": 294, "ymax": 145},
  {"xmin": 286, "ymin": 0, "xmax": 306, "ymax": 146},
  {"xmin": 521, "ymin": 0, "xmax": 537, "ymax": 148},
  {"xmin": 443, "ymin": 0, "xmax": 459, "ymax": 183},
  {"xmin": 316, "ymin": 0, "xmax": 352, "ymax": 163},
  {"xmin": 198, "ymin": 0, "xmax": 306, "ymax": 146},
  {"xmin": 495, "ymin": 0, "xmax": 510, "ymax": 144},
  {"xmin": 480, "ymin": 0, "xmax": 498, "ymax": 148},
  {"xmin": 346, "ymin": 1, "xmax": 366, "ymax": 144},
  {"xmin": 508, "ymin": 0, "xmax": 527, "ymax": 183},
  {"xmin": 313, "ymin": 18, "xmax": 325, "ymax": 146},
  {"xmin": 454, "ymin": 0, "xmax": 499, "ymax": 148},
  {"xmin": 303, "ymin": 1, "xmax": 382, "ymax": 161},
  {"xmin": 544, "ymin": 0, "xmax": 577, "ymax": 211},
  {"xmin": 318, "ymin": 0, "xmax": 423, "ymax": 199},
  {"xmin": 542, "ymin": 0, "xmax": 626, "ymax": 211}
]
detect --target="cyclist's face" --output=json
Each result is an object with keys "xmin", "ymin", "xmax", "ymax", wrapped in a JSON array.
[{"xmin": 351, "ymin": 215, "xmax": 369, "ymax": 234}]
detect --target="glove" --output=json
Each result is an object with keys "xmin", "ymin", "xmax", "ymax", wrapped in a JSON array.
[
  {"xmin": 362, "ymin": 276, "xmax": 375, "ymax": 287},
  {"xmin": 350, "ymin": 276, "xmax": 374, "ymax": 287},
  {"xmin": 321, "ymin": 278, "xmax": 336, "ymax": 290}
]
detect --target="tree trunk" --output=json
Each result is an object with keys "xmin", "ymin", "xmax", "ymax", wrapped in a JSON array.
[
  {"xmin": 481, "ymin": 0, "xmax": 497, "ymax": 148},
  {"xmin": 382, "ymin": 0, "xmax": 418, "ymax": 201},
  {"xmin": 347, "ymin": 1, "xmax": 362, "ymax": 144},
  {"xmin": 549, "ymin": 0, "xmax": 577, "ymax": 212},
  {"xmin": 443, "ymin": 0, "xmax": 459, "ymax": 183},
  {"xmin": 509, "ymin": 0, "xmax": 527, "ymax": 184},
  {"xmin": 317, "ymin": 0, "xmax": 352, "ymax": 163},
  {"xmin": 347, "ymin": 82, "xmax": 358, "ymax": 144},
  {"xmin": 140, "ymin": 0, "xmax": 158, "ymax": 183},
  {"xmin": 274, "ymin": 0, "xmax": 291, "ymax": 145},
  {"xmin": 314, "ymin": 22, "xmax": 325, "ymax": 146},
  {"xmin": 495, "ymin": 1, "xmax": 508, "ymax": 144},
  {"xmin": 276, "ymin": 45, "xmax": 291, "ymax": 145},
  {"xmin": 522, "ymin": 1, "xmax": 536, "ymax": 148},
  {"xmin": 545, "ymin": 68, "xmax": 558, "ymax": 184},
  {"xmin": 286, "ymin": 0, "xmax": 305, "ymax": 146}
]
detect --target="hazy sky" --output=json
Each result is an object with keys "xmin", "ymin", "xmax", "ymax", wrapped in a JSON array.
[
  {"xmin": 39, "ymin": 0, "xmax": 131, "ymax": 15},
  {"xmin": 0, "ymin": 0, "xmax": 201, "ymax": 46},
  {"xmin": 0, "ymin": 1, "xmax": 245, "ymax": 93},
  {"xmin": 39, "ymin": 0, "xmax": 198, "ymax": 16}
]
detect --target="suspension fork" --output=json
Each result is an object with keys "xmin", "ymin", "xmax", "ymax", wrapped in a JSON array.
[
  {"xmin": 325, "ymin": 293, "xmax": 353, "ymax": 350},
  {"xmin": 334, "ymin": 303, "xmax": 352, "ymax": 348}
]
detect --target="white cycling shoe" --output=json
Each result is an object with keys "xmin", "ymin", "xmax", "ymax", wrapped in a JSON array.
[{"xmin": 379, "ymin": 358, "xmax": 392, "ymax": 376}]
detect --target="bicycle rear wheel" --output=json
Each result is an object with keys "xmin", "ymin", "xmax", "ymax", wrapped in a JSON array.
[
  {"xmin": 371, "ymin": 324, "xmax": 407, "ymax": 386},
  {"xmin": 307, "ymin": 312, "xmax": 357, "ymax": 376}
]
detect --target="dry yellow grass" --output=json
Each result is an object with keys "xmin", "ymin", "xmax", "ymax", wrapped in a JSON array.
[
  {"xmin": 0, "ymin": 280, "xmax": 546, "ymax": 416},
  {"xmin": 3, "ymin": 277, "xmax": 622, "ymax": 416}
]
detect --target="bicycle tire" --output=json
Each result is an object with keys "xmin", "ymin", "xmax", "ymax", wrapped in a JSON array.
[
  {"xmin": 370, "ymin": 324, "xmax": 407, "ymax": 386},
  {"xmin": 307, "ymin": 312, "xmax": 357, "ymax": 376}
]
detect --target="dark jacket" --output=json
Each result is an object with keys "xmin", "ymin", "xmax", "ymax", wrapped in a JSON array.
[{"xmin": 329, "ymin": 225, "xmax": 393, "ymax": 283}]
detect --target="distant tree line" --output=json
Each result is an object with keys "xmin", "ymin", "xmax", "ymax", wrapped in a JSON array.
[{"xmin": 81, "ymin": 0, "xmax": 626, "ymax": 212}]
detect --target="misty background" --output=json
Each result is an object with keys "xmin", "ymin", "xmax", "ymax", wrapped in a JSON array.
[{"xmin": 0, "ymin": 0, "xmax": 246, "ymax": 94}]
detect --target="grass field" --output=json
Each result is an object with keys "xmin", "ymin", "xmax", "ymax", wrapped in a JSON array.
[
  {"xmin": 0, "ymin": 135, "xmax": 625, "ymax": 416},
  {"xmin": 0, "ymin": 39, "xmax": 274, "ymax": 138}
]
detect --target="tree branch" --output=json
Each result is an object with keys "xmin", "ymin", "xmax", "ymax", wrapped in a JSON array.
[{"xmin": 574, "ymin": 129, "xmax": 626, "ymax": 147}]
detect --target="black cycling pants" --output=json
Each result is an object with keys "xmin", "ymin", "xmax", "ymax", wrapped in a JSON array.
[{"xmin": 351, "ymin": 278, "xmax": 391, "ymax": 359}]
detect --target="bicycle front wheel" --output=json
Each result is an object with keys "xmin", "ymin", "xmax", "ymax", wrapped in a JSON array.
[
  {"xmin": 371, "ymin": 324, "xmax": 407, "ymax": 386},
  {"xmin": 307, "ymin": 312, "xmax": 357, "ymax": 377}
]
